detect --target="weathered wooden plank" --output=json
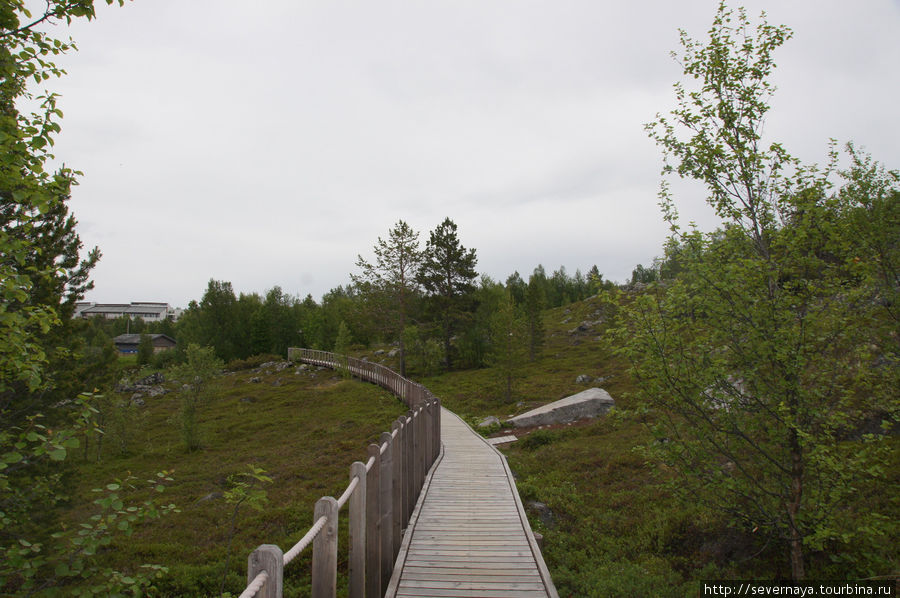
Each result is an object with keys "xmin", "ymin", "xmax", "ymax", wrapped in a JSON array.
[
  {"xmin": 395, "ymin": 589, "xmax": 548, "ymax": 598},
  {"xmin": 384, "ymin": 408, "xmax": 558, "ymax": 598},
  {"xmin": 398, "ymin": 581, "xmax": 547, "ymax": 591},
  {"xmin": 401, "ymin": 567, "xmax": 542, "ymax": 578}
]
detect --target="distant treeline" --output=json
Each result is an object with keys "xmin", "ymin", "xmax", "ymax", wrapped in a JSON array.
[
  {"xmin": 88, "ymin": 262, "xmax": 613, "ymax": 372},
  {"xmin": 79, "ymin": 219, "xmax": 627, "ymax": 376}
]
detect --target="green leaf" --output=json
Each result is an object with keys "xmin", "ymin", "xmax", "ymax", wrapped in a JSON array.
[
  {"xmin": 2, "ymin": 452, "xmax": 23, "ymax": 464},
  {"xmin": 48, "ymin": 447, "xmax": 67, "ymax": 461}
]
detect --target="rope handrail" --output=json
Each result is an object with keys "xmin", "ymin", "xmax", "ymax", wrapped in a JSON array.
[
  {"xmin": 336, "ymin": 474, "xmax": 359, "ymax": 510},
  {"xmin": 237, "ymin": 348, "xmax": 442, "ymax": 598},
  {"xmin": 283, "ymin": 514, "xmax": 328, "ymax": 565},
  {"xmin": 239, "ymin": 570, "xmax": 268, "ymax": 598}
]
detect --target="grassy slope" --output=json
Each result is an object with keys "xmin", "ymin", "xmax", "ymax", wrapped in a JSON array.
[
  {"xmin": 67, "ymin": 363, "xmax": 407, "ymax": 597},
  {"xmin": 66, "ymin": 295, "xmax": 896, "ymax": 597},
  {"xmin": 403, "ymin": 296, "xmax": 898, "ymax": 597},
  {"xmin": 413, "ymin": 297, "xmax": 740, "ymax": 597}
]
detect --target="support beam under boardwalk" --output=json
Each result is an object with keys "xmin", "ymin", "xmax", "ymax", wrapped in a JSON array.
[{"xmin": 385, "ymin": 408, "xmax": 558, "ymax": 598}]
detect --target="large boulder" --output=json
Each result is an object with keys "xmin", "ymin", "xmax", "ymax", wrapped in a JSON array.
[
  {"xmin": 506, "ymin": 388, "xmax": 615, "ymax": 427},
  {"xmin": 477, "ymin": 416, "xmax": 500, "ymax": 429}
]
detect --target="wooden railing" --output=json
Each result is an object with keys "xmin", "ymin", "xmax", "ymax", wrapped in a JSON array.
[{"xmin": 238, "ymin": 349, "xmax": 442, "ymax": 598}]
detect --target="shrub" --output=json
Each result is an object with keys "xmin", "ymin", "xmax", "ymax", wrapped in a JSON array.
[{"xmin": 224, "ymin": 353, "xmax": 282, "ymax": 372}]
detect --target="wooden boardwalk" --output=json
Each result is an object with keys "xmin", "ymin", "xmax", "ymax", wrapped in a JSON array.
[{"xmin": 385, "ymin": 408, "xmax": 558, "ymax": 598}]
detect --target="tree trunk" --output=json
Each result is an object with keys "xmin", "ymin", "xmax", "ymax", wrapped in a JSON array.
[
  {"xmin": 442, "ymin": 320, "xmax": 452, "ymax": 370},
  {"xmin": 788, "ymin": 427, "xmax": 805, "ymax": 580}
]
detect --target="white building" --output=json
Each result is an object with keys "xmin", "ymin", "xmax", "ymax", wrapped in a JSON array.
[{"xmin": 73, "ymin": 302, "xmax": 181, "ymax": 321}]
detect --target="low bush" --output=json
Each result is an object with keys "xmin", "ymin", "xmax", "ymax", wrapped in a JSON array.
[{"xmin": 225, "ymin": 353, "xmax": 283, "ymax": 371}]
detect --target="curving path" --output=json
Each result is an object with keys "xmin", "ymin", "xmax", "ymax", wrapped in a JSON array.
[{"xmin": 385, "ymin": 408, "xmax": 558, "ymax": 598}]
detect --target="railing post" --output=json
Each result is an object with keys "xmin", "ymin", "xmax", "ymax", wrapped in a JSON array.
[
  {"xmin": 433, "ymin": 397, "xmax": 441, "ymax": 463},
  {"xmin": 378, "ymin": 432, "xmax": 393, "ymax": 594},
  {"xmin": 404, "ymin": 410, "xmax": 414, "ymax": 516},
  {"xmin": 247, "ymin": 544, "xmax": 283, "ymax": 598},
  {"xmin": 365, "ymin": 444, "xmax": 380, "ymax": 598},
  {"xmin": 312, "ymin": 497, "xmax": 338, "ymax": 598},
  {"xmin": 424, "ymin": 400, "xmax": 433, "ymax": 472},
  {"xmin": 349, "ymin": 462, "xmax": 367, "ymax": 598},
  {"xmin": 390, "ymin": 420, "xmax": 402, "ymax": 559},
  {"xmin": 416, "ymin": 405, "xmax": 426, "ymax": 493}
]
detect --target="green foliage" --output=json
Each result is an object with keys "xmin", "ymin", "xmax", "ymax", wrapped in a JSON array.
[
  {"xmin": 0, "ymin": 2, "xmax": 174, "ymax": 595},
  {"xmin": 333, "ymin": 320, "xmax": 352, "ymax": 355},
  {"xmin": 172, "ymin": 344, "xmax": 224, "ymax": 452},
  {"xmin": 623, "ymin": 1, "xmax": 899, "ymax": 580},
  {"xmin": 450, "ymin": 276, "xmax": 497, "ymax": 369},
  {"xmin": 519, "ymin": 264, "xmax": 594, "ymax": 310},
  {"xmin": 418, "ymin": 217, "xmax": 479, "ymax": 369},
  {"xmin": 352, "ymin": 220, "xmax": 424, "ymax": 376},
  {"xmin": 629, "ymin": 263, "xmax": 658, "ymax": 286},
  {"xmin": 151, "ymin": 344, "xmax": 185, "ymax": 370},
  {"xmin": 333, "ymin": 320, "xmax": 353, "ymax": 378},
  {"xmin": 524, "ymin": 272, "xmax": 547, "ymax": 361},
  {"xmin": 519, "ymin": 429, "xmax": 555, "ymax": 450},
  {"xmin": 1, "ymin": 395, "xmax": 174, "ymax": 595},
  {"xmin": 0, "ymin": 0, "xmax": 117, "ymax": 410},
  {"xmin": 402, "ymin": 325, "xmax": 444, "ymax": 378},
  {"xmin": 49, "ymin": 472, "xmax": 177, "ymax": 597},
  {"xmin": 224, "ymin": 353, "xmax": 281, "ymax": 372},
  {"xmin": 487, "ymin": 290, "xmax": 528, "ymax": 402},
  {"xmin": 55, "ymin": 362, "xmax": 409, "ymax": 596},
  {"xmin": 218, "ymin": 465, "xmax": 272, "ymax": 597},
  {"xmin": 136, "ymin": 333, "xmax": 153, "ymax": 367},
  {"xmin": 85, "ymin": 392, "xmax": 144, "ymax": 460}
]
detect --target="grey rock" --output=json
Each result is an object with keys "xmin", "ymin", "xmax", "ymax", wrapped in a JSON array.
[
  {"xmin": 197, "ymin": 491, "xmax": 223, "ymax": 503},
  {"xmin": 526, "ymin": 500, "xmax": 556, "ymax": 528},
  {"xmin": 137, "ymin": 372, "xmax": 164, "ymax": 386},
  {"xmin": 478, "ymin": 416, "xmax": 500, "ymax": 429},
  {"xmin": 249, "ymin": 377, "xmax": 262, "ymax": 383},
  {"xmin": 387, "ymin": 348, "xmax": 400, "ymax": 358},
  {"xmin": 130, "ymin": 395, "xmax": 145, "ymax": 407},
  {"xmin": 506, "ymin": 388, "xmax": 615, "ymax": 427},
  {"xmin": 575, "ymin": 374, "xmax": 592, "ymax": 384}
]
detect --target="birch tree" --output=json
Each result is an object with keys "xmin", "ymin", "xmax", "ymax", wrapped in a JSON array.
[{"xmin": 619, "ymin": 1, "xmax": 899, "ymax": 580}]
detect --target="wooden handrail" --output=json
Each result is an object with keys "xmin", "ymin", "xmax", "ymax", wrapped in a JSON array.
[{"xmin": 239, "ymin": 349, "xmax": 442, "ymax": 598}]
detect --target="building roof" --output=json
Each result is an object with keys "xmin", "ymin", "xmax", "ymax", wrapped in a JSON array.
[
  {"xmin": 75, "ymin": 302, "xmax": 175, "ymax": 319},
  {"xmin": 113, "ymin": 334, "xmax": 177, "ymax": 345}
]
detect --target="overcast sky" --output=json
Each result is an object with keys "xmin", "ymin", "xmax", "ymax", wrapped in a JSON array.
[{"xmin": 41, "ymin": 0, "xmax": 900, "ymax": 308}]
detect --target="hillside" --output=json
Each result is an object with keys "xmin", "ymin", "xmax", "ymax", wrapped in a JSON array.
[
  {"xmin": 58, "ymin": 294, "xmax": 898, "ymax": 597},
  {"xmin": 64, "ymin": 361, "xmax": 407, "ymax": 597}
]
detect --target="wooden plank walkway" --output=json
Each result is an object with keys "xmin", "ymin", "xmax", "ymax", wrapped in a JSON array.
[{"xmin": 385, "ymin": 408, "xmax": 558, "ymax": 598}]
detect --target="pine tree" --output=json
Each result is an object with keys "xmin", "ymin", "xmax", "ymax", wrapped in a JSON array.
[
  {"xmin": 352, "ymin": 220, "xmax": 423, "ymax": 376},
  {"xmin": 418, "ymin": 218, "xmax": 478, "ymax": 369},
  {"xmin": 487, "ymin": 291, "xmax": 527, "ymax": 402},
  {"xmin": 524, "ymin": 273, "xmax": 546, "ymax": 361}
]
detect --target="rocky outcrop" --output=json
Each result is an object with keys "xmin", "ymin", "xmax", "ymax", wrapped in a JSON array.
[
  {"xmin": 116, "ymin": 372, "xmax": 168, "ymax": 403},
  {"xmin": 506, "ymin": 388, "xmax": 615, "ymax": 427},
  {"xmin": 478, "ymin": 416, "xmax": 500, "ymax": 429}
]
